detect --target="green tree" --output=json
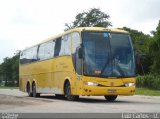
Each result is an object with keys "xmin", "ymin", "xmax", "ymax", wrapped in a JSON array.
[
  {"xmin": 0, "ymin": 51, "xmax": 20, "ymax": 86},
  {"xmin": 11, "ymin": 52, "xmax": 20, "ymax": 86},
  {"xmin": 149, "ymin": 20, "xmax": 160, "ymax": 74},
  {"xmin": 122, "ymin": 27, "xmax": 151, "ymax": 54},
  {"xmin": 65, "ymin": 8, "xmax": 112, "ymax": 30},
  {"xmin": 0, "ymin": 64, "xmax": 3, "ymax": 85}
]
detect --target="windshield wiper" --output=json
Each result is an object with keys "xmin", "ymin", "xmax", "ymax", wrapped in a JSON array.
[
  {"xmin": 100, "ymin": 56, "xmax": 125, "ymax": 77},
  {"xmin": 100, "ymin": 36, "xmax": 111, "ymax": 75}
]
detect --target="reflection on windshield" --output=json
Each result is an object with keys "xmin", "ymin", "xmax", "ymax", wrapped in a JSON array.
[{"xmin": 83, "ymin": 32, "xmax": 135, "ymax": 77}]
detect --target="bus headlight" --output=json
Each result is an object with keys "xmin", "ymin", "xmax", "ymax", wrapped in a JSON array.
[
  {"xmin": 124, "ymin": 83, "xmax": 135, "ymax": 87},
  {"xmin": 85, "ymin": 82, "xmax": 98, "ymax": 86}
]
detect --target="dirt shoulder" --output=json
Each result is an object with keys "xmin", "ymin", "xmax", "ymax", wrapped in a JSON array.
[{"xmin": 0, "ymin": 94, "xmax": 49, "ymax": 110}]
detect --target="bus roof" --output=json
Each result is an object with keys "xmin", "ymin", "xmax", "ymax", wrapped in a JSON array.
[
  {"xmin": 23, "ymin": 27, "xmax": 128, "ymax": 50},
  {"xmin": 67, "ymin": 27, "xmax": 128, "ymax": 34}
]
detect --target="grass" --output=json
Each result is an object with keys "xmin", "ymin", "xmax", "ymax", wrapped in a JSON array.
[
  {"xmin": 135, "ymin": 88, "xmax": 160, "ymax": 96},
  {"xmin": 0, "ymin": 86, "xmax": 18, "ymax": 89}
]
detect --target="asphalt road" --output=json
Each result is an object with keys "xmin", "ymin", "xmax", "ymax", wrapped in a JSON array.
[{"xmin": 0, "ymin": 89, "xmax": 160, "ymax": 113}]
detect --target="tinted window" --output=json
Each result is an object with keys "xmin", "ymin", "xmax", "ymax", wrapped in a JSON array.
[
  {"xmin": 20, "ymin": 46, "xmax": 38, "ymax": 64},
  {"xmin": 20, "ymin": 51, "xmax": 26, "ymax": 64},
  {"xmin": 76, "ymin": 48, "xmax": 82, "ymax": 75},
  {"xmin": 83, "ymin": 32, "xmax": 111, "ymax": 76},
  {"xmin": 82, "ymin": 32, "xmax": 135, "ymax": 77},
  {"xmin": 54, "ymin": 37, "xmax": 62, "ymax": 57}
]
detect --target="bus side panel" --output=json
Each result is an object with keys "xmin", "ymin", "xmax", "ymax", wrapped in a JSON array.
[
  {"xmin": 32, "ymin": 60, "xmax": 53, "ymax": 93},
  {"xmin": 19, "ymin": 59, "xmax": 54, "ymax": 93},
  {"xmin": 53, "ymin": 56, "xmax": 77, "ymax": 95}
]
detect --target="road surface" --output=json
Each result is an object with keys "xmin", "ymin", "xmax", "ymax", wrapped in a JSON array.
[{"xmin": 0, "ymin": 89, "xmax": 160, "ymax": 113}]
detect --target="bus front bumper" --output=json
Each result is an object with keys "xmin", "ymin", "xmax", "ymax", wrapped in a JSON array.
[{"xmin": 80, "ymin": 86, "xmax": 135, "ymax": 96}]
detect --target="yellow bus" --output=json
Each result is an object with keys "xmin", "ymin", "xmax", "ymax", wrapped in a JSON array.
[{"xmin": 19, "ymin": 27, "xmax": 136, "ymax": 101}]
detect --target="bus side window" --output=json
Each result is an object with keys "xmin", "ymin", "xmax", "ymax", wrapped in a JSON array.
[
  {"xmin": 25, "ymin": 49, "xmax": 32, "ymax": 63},
  {"xmin": 71, "ymin": 32, "xmax": 82, "ymax": 74},
  {"xmin": 54, "ymin": 37, "xmax": 62, "ymax": 57},
  {"xmin": 38, "ymin": 41, "xmax": 55, "ymax": 60},
  {"xmin": 20, "ymin": 51, "xmax": 25, "ymax": 64},
  {"xmin": 24, "ymin": 50, "xmax": 30, "ymax": 64},
  {"xmin": 72, "ymin": 32, "xmax": 81, "ymax": 54},
  {"xmin": 44, "ymin": 41, "xmax": 55, "ymax": 59},
  {"xmin": 31, "ymin": 46, "xmax": 38, "ymax": 62},
  {"xmin": 59, "ymin": 34, "xmax": 71, "ymax": 56},
  {"xmin": 76, "ymin": 47, "xmax": 82, "ymax": 75},
  {"xmin": 38, "ymin": 44, "xmax": 45, "ymax": 60}
]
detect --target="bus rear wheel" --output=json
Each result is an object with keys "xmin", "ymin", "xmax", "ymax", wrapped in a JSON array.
[
  {"xmin": 104, "ymin": 95, "xmax": 117, "ymax": 102},
  {"xmin": 27, "ymin": 83, "xmax": 32, "ymax": 97},
  {"xmin": 65, "ymin": 82, "xmax": 79, "ymax": 101},
  {"xmin": 32, "ymin": 83, "xmax": 40, "ymax": 97}
]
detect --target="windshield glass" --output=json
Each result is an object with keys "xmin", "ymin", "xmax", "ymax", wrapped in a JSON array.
[{"xmin": 83, "ymin": 31, "xmax": 135, "ymax": 77}]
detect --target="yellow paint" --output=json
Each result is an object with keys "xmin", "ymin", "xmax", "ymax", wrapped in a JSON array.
[{"xmin": 19, "ymin": 27, "xmax": 135, "ymax": 96}]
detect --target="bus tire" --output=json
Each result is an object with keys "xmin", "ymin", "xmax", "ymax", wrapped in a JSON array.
[
  {"xmin": 32, "ymin": 83, "xmax": 40, "ymax": 98},
  {"xmin": 26, "ymin": 83, "xmax": 33, "ymax": 97},
  {"xmin": 64, "ymin": 81, "xmax": 79, "ymax": 101},
  {"xmin": 104, "ymin": 95, "xmax": 117, "ymax": 102}
]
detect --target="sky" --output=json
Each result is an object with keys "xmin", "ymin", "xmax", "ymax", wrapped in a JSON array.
[{"xmin": 0, "ymin": 0, "xmax": 160, "ymax": 63}]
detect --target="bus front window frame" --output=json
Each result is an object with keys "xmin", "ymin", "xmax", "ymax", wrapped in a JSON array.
[{"xmin": 82, "ymin": 31, "xmax": 135, "ymax": 78}]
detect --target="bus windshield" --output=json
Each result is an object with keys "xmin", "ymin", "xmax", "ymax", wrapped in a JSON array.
[{"xmin": 82, "ymin": 31, "xmax": 135, "ymax": 78}]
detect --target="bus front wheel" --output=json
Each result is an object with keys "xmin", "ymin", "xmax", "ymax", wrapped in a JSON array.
[
  {"xmin": 104, "ymin": 95, "xmax": 117, "ymax": 102},
  {"xmin": 32, "ymin": 83, "xmax": 40, "ymax": 97},
  {"xmin": 65, "ymin": 82, "xmax": 79, "ymax": 101}
]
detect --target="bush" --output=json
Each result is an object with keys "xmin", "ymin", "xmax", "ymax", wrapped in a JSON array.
[{"xmin": 136, "ymin": 74, "xmax": 160, "ymax": 90}]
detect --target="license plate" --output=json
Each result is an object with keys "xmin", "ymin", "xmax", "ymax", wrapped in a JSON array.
[{"xmin": 108, "ymin": 89, "xmax": 117, "ymax": 93}]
